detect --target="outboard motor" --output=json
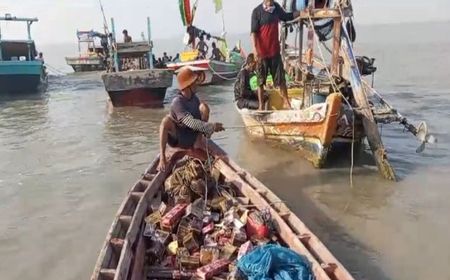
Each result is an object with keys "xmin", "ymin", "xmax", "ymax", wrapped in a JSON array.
[{"xmin": 356, "ymin": 56, "xmax": 377, "ymax": 76}]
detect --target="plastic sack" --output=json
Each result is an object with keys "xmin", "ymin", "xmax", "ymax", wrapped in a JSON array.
[{"xmin": 237, "ymin": 244, "xmax": 314, "ymax": 280}]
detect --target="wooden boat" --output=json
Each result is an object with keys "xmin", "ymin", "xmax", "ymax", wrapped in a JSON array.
[
  {"xmin": 90, "ymin": 141, "xmax": 355, "ymax": 280},
  {"xmin": 65, "ymin": 30, "xmax": 107, "ymax": 72},
  {"xmin": 102, "ymin": 18, "xmax": 173, "ymax": 107},
  {"xmin": 167, "ymin": 57, "xmax": 242, "ymax": 86},
  {"xmin": 237, "ymin": 0, "xmax": 435, "ymax": 180},
  {"xmin": 166, "ymin": 0, "xmax": 244, "ymax": 86},
  {"xmin": 0, "ymin": 14, "xmax": 47, "ymax": 94},
  {"xmin": 238, "ymin": 92, "xmax": 352, "ymax": 167}
]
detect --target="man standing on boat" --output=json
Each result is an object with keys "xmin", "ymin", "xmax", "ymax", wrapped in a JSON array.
[
  {"xmin": 122, "ymin": 29, "xmax": 132, "ymax": 43},
  {"xmin": 196, "ymin": 36, "xmax": 209, "ymax": 59},
  {"xmin": 210, "ymin": 42, "xmax": 225, "ymax": 62},
  {"xmin": 251, "ymin": 0, "xmax": 299, "ymax": 110},
  {"xmin": 158, "ymin": 66, "xmax": 224, "ymax": 171}
]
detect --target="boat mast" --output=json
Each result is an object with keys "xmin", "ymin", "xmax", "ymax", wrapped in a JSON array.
[
  {"xmin": 0, "ymin": 20, "xmax": 2, "ymax": 60},
  {"xmin": 111, "ymin": 18, "xmax": 119, "ymax": 72},
  {"xmin": 147, "ymin": 17, "xmax": 153, "ymax": 69}
]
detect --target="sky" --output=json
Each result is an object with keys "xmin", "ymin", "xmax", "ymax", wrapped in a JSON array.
[{"xmin": 0, "ymin": 0, "xmax": 449, "ymax": 45}]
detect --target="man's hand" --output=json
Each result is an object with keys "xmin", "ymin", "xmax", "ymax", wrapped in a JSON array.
[
  {"xmin": 253, "ymin": 49, "xmax": 259, "ymax": 62},
  {"xmin": 213, "ymin": 122, "xmax": 225, "ymax": 132},
  {"xmin": 157, "ymin": 156, "xmax": 167, "ymax": 172}
]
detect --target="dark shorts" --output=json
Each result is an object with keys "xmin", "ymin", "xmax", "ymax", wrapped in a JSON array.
[
  {"xmin": 237, "ymin": 99, "xmax": 260, "ymax": 110},
  {"xmin": 167, "ymin": 128, "xmax": 199, "ymax": 149},
  {"xmin": 257, "ymin": 53, "xmax": 286, "ymax": 87},
  {"xmin": 236, "ymin": 93, "xmax": 269, "ymax": 110}
]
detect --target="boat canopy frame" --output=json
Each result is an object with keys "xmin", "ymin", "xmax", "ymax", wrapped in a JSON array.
[{"xmin": 0, "ymin": 13, "xmax": 39, "ymax": 61}]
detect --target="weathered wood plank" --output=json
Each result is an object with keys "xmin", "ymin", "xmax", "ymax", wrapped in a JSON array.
[
  {"xmin": 91, "ymin": 157, "xmax": 161, "ymax": 280},
  {"xmin": 208, "ymin": 141, "xmax": 354, "ymax": 280},
  {"xmin": 99, "ymin": 268, "xmax": 116, "ymax": 280},
  {"xmin": 215, "ymin": 159, "xmax": 331, "ymax": 280},
  {"xmin": 340, "ymin": 26, "xmax": 396, "ymax": 181}
]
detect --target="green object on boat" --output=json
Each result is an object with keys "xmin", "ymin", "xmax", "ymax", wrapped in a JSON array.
[{"xmin": 249, "ymin": 74, "xmax": 292, "ymax": 91}]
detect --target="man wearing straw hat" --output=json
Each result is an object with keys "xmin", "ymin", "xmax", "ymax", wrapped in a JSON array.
[{"xmin": 158, "ymin": 66, "xmax": 224, "ymax": 171}]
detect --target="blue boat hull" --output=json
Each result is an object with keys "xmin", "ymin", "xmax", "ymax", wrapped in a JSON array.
[{"xmin": 0, "ymin": 61, "xmax": 46, "ymax": 93}]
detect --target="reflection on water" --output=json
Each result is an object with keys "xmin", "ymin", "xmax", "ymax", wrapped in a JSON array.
[{"xmin": 1, "ymin": 24, "xmax": 450, "ymax": 279}]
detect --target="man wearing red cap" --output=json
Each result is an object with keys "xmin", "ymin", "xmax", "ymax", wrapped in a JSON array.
[{"xmin": 158, "ymin": 66, "xmax": 224, "ymax": 171}]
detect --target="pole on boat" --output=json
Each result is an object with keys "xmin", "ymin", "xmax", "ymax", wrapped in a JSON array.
[
  {"xmin": 298, "ymin": 21, "xmax": 303, "ymax": 81},
  {"xmin": 147, "ymin": 17, "xmax": 153, "ymax": 69},
  {"xmin": 111, "ymin": 17, "xmax": 119, "ymax": 72},
  {"xmin": 331, "ymin": 17, "xmax": 341, "ymax": 76},
  {"xmin": 0, "ymin": 22, "xmax": 3, "ymax": 61},
  {"xmin": 27, "ymin": 20, "xmax": 32, "ymax": 61},
  {"xmin": 340, "ymin": 22, "xmax": 397, "ymax": 181}
]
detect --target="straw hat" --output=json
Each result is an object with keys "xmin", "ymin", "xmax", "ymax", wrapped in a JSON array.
[{"xmin": 177, "ymin": 66, "xmax": 205, "ymax": 90}]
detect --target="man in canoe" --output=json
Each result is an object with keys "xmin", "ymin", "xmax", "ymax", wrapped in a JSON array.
[
  {"xmin": 251, "ymin": 0, "xmax": 299, "ymax": 110},
  {"xmin": 158, "ymin": 66, "xmax": 224, "ymax": 171}
]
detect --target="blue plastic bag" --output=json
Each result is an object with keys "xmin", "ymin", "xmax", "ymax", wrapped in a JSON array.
[{"xmin": 237, "ymin": 244, "xmax": 314, "ymax": 280}]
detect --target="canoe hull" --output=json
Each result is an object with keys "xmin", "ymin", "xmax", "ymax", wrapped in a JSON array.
[
  {"xmin": 90, "ymin": 141, "xmax": 354, "ymax": 280},
  {"xmin": 102, "ymin": 69, "xmax": 173, "ymax": 107},
  {"xmin": 238, "ymin": 92, "xmax": 342, "ymax": 167},
  {"xmin": 0, "ymin": 61, "xmax": 46, "ymax": 93}
]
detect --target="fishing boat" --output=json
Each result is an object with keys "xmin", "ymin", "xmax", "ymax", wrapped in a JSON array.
[
  {"xmin": 102, "ymin": 18, "xmax": 173, "ymax": 107},
  {"xmin": 90, "ymin": 141, "xmax": 354, "ymax": 280},
  {"xmin": 65, "ymin": 30, "xmax": 108, "ymax": 72},
  {"xmin": 0, "ymin": 14, "xmax": 47, "ymax": 94},
  {"xmin": 236, "ymin": 0, "xmax": 435, "ymax": 180},
  {"xmin": 166, "ymin": 0, "xmax": 244, "ymax": 85}
]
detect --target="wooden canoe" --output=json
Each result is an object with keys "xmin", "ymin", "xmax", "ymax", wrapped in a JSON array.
[{"xmin": 90, "ymin": 141, "xmax": 354, "ymax": 280}]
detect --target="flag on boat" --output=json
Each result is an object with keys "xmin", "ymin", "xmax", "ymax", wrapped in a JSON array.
[
  {"xmin": 178, "ymin": 0, "xmax": 192, "ymax": 26},
  {"xmin": 213, "ymin": 0, "xmax": 222, "ymax": 13}
]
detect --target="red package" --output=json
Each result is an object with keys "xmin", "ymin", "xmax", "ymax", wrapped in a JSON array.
[
  {"xmin": 161, "ymin": 203, "xmax": 188, "ymax": 231},
  {"xmin": 246, "ymin": 211, "xmax": 269, "ymax": 239},
  {"xmin": 196, "ymin": 259, "xmax": 231, "ymax": 279},
  {"xmin": 202, "ymin": 222, "xmax": 215, "ymax": 235}
]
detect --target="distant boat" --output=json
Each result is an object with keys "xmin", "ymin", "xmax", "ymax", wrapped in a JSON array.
[
  {"xmin": 0, "ymin": 14, "xmax": 47, "ymax": 94},
  {"xmin": 166, "ymin": 0, "xmax": 244, "ymax": 85},
  {"xmin": 102, "ymin": 17, "xmax": 173, "ymax": 107},
  {"xmin": 65, "ymin": 30, "xmax": 108, "ymax": 72}
]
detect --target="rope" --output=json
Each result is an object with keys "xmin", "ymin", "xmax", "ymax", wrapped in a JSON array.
[
  {"xmin": 44, "ymin": 63, "xmax": 66, "ymax": 76},
  {"xmin": 208, "ymin": 65, "xmax": 238, "ymax": 81},
  {"xmin": 306, "ymin": 12, "xmax": 355, "ymax": 188}
]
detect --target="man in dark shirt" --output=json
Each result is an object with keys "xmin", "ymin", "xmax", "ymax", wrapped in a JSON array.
[
  {"xmin": 210, "ymin": 42, "xmax": 225, "ymax": 61},
  {"xmin": 158, "ymin": 66, "xmax": 224, "ymax": 171},
  {"xmin": 234, "ymin": 53, "xmax": 267, "ymax": 110},
  {"xmin": 251, "ymin": 0, "xmax": 299, "ymax": 110},
  {"xmin": 122, "ymin": 29, "xmax": 132, "ymax": 43}
]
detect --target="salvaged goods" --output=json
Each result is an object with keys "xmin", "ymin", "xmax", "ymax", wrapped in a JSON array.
[
  {"xmin": 0, "ymin": 14, "xmax": 47, "ymax": 93},
  {"xmin": 90, "ymin": 141, "xmax": 355, "ymax": 280},
  {"xmin": 102, "ymin": 18, "xmax": 173, "ymax": 107}
]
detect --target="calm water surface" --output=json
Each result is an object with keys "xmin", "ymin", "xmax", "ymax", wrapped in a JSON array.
[{"xmin": 1, "ymin": 23, "xmax": 450, "ymax": 279}]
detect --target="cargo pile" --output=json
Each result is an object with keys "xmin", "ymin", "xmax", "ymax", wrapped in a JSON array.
[{"xmin": 143, "ymin": 157, "xmax": 279, "ymax": 280}]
